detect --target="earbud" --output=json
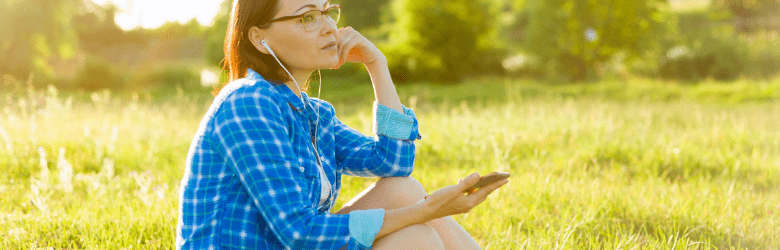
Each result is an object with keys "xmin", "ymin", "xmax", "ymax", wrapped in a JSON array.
[
  {"xmin": 261, "ymin": 39, "xmax": 275, "ymax": 56},
  {"xmin": 260, "ymin": 39, "xmax": 305, "ymax": 105}
]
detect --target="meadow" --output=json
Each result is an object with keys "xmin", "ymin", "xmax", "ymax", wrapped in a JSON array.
[{"xmin": 1, "ymin": 76, "xmax": 779, "ymax": 249}]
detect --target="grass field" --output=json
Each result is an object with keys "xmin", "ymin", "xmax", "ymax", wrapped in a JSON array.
[{"xmin": 1, "ymin": 76, "xmax": 779, "ymax": 249}]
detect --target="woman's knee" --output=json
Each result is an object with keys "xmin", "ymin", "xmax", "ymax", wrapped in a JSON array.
[
  {"xmin": 375, "ymin": 176, "xmax": 428, "ymax": 207},
  {"xmin": 374, "ymin": 224, "xmax": 444, "ymax": 250},
  {"xmin": 336, "ymin": 176, "xmax": 429, "ymax": 214}
]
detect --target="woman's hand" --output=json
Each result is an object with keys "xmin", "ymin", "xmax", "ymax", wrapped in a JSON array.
[
  {"xmin": 332, "ymin": 26, "xmax": 385, "ymax": 69},
  {"xmin": 420, "ymin": 173, "xmax": 509, "ymax": 221}
]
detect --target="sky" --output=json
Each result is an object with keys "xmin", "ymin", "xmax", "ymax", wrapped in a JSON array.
[
  {"xmin": 89, "ymin": 0, "xmax": 225, "ymax": 30},
  {"xmin": 90, "ymin": 0, "xmax": 710, "ymax": 30}
]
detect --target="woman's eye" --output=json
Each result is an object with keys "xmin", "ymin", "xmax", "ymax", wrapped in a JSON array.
[{"xmin": 302, "ymin": 14, "xmax": 316, "ymax": 23}]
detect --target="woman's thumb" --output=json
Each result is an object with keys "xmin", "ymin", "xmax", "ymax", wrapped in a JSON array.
[{"xmin": 459, "ymin": 173, "xmax": 480, "ymax": 191}]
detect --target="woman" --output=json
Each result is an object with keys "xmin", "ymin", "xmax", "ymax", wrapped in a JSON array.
[{"xmin": 175, "ymin": 0, "xmax": 509, "ymax": 249}]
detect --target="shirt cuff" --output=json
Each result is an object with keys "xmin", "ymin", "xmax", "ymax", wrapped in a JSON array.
[
  {"xmin": 372, "ymin": 101, "xmax": 422, "ymax": 141},
  {"xmin": 348, "ymin": 208, "xmax": 385, "ymax": 248}
]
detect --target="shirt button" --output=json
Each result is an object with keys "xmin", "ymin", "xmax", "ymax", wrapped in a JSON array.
[
  {"xmin": 320, "ymin": 156, "xmax": 325, "ymax": 161},
  {"xmin": 299, "ymin": 166, "xmax": 305, "ymax": 172}
]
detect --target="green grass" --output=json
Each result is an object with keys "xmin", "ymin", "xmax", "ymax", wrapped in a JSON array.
[{"xmin": 1, "ymin": 76, "xmax": 779, "ymax": 249}]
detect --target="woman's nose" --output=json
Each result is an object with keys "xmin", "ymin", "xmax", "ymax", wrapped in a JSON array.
[{"xmin": 320, "ymin": 16, "xmax": 338, "ymax": 36}]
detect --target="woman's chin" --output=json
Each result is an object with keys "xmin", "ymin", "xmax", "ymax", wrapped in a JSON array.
[{"xmin": 324, "ymin": 58, "xmax": 341, "ymax": 69}]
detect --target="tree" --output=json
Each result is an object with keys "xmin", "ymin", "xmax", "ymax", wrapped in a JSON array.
[
  {"xmin": 205, "ymin": 0, "xmax": 233, "ymax": 68},
  {"xmin": 73, "ymin": 3, "xmax": 145, "ymax": 54},
  {"xmin": 206, "ymin": 0, "xmax": 395, "ymax": 71},
  {"xmin": 385, "ymin": 0, "xmax": 501, "ymax": 82},
  {"xmin": 0, "ymin": 0, "xmax": 83, "ymax": 82},
  {"xmin": 521, "ymin": 0, "xmax": 670, "ymax": 81},
  {"xmin": 331, "ymin": 0, "xmax": 390, "ymax": 33},
  {"xmin": 712, "ymin": 0, "xmax": 780, "ymax": 32},
  {"xmin": 712, "ymin": 0, "xmax": 780, "ymax": 18}
]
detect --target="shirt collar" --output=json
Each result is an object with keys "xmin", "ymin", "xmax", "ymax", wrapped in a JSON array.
[{"xmin": 248, "ymin": 68, "xmax": 318, "ymax": 121}]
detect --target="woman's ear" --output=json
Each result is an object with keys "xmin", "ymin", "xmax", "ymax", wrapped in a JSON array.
[{"xmin": 248, "ymin": 26, "xmax": 270, "ymax": 55}]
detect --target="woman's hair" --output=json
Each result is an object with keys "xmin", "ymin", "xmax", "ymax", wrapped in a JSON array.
[{"xmin": 214, "ymin": 0, "xmax": 307, "ymax": 95}]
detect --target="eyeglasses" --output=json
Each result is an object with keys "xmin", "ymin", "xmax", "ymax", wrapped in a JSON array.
[{"xmin": 264, "ymin": 4, "xmax": 340, "ymax": 32}]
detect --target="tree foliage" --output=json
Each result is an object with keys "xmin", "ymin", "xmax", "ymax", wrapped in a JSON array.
[
  {"xmin": 73, "ymin": 4, "xmax": 148, "ymax": 55},
  {"xmin": 0, "ymin": 0, "xmax": 82, "ymax": 81},
  {"xmin": 385, "ymin": 0, "xmax": 501, "ymax": 82},
  {"xmin": 521, "ymin": 0, "xmax": 670, "ymax": 81},
  {"xmin": 205, "ymin": 0, "xmax": 233, "ymax": 68},
  {"xmin": 331, "ymin": 0, "xmax": 390, "ymax": 33},
  {"xmin": 712, "ymin": 0, "xmax": 780, "ymax": 18},
  {"xmin": 204, "ymin": 0, "xmax": 390, "ymax": 68}
]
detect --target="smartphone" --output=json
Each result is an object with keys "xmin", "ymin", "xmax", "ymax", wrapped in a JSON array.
[{"xmin": 465, "ymin": 172, "xmax": 510, "ymax": 193}]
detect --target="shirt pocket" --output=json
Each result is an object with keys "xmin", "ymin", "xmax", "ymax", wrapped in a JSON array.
[{"xmin": 298, "ymin": 159, "xmax": 320, "ymax": 205}]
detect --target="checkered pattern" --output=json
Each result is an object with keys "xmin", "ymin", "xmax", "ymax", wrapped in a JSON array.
[
  {"xmin": 176, "ymin": 69, "xmax": 420, "ymax": 250},
  {"xmin": 373, "ymin": 101, "xmax": 422, "ymax": 141}
]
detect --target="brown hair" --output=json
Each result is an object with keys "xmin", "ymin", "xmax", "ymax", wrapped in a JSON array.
[{"xmin": 213, "ymin": 0, "xmax": 298, "ymax": 95}]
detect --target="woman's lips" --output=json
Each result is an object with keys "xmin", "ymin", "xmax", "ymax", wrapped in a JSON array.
[{"xmin": 322, "ymin": 42, "xmax": 337, "ymax": 50}]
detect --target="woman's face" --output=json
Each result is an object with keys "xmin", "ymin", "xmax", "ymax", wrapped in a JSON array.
[{"xmin": 260, "ymin": 0, "xmax": 340, "ymax": 71}]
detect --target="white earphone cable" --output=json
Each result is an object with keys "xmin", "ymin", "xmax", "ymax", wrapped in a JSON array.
[
  {"xmin": 262, "ymin": 40, "xmax": 306, "ymax": 105},
  {"xmin": 262, "ymin": 41, "xmax": 329, "ymax": 206}
]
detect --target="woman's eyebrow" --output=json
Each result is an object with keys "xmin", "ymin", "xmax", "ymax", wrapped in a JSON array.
[{"xmin": 294, "ymin": 1, "xmax": 330, "ymax": 14}]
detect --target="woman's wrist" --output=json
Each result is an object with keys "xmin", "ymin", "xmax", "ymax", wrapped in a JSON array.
[
  {"xmin": 365, "ymin": 56, "xmax": 404, "ymax": 114},
  {"xmin": 375, "ymin": 200, "xmax": 435, "ymax": 240},
  {"xmin": 365, "ymin": 55, "xmax": 388, "ymax": 73},
  {"xmin": 411, "ymin": 199, "xmax": 436, "ymax": 222}
]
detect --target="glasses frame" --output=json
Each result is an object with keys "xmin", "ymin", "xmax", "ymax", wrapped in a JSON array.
[{"xmin": 263, "ymin": 4, "xmax": 341, "ymax": 32}]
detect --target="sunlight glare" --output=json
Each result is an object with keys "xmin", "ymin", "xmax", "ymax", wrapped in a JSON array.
[{"xmin": 90, "ymin": 0, "xmax": 224, "ymax": 30}]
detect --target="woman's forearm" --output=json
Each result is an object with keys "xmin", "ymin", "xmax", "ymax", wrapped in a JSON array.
[
  {"xmin": 365, "ymin": 58, "xmax": 428, "ymax": 241},
  {"xmin": 374, "ymin": 201, "xmax": 432, "ymax": 240},
  {"xmin": 366, "ymin": 58, "xmax": 404, "ymax": 114}
]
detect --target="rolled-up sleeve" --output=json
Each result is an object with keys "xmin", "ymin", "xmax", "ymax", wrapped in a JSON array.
[
  {"xmin": 333, "ymin": 101, "xmax": 420, "ymax": 178},
  {"xmin": 372, "ymin": 101, "xmax": 422, "ymax": 141},
  {"xmin": 211, "ymin": 90, "xmax": 382, "ymax": 250}
]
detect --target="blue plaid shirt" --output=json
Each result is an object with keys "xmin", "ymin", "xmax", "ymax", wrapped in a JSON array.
[{"xmin": 176, "ymin": 69, "xmax": 422, "ymax": 250}]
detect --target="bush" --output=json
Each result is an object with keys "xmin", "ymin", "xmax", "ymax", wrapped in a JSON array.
[
  {"xmin": 658, "ymin": 30, "xmax": 748, "ymax": 82},
  {"xmin": 501, "ymin": 53, "xmax": 545, "ymax": 79},
  {"xmin": 141, "ymin": 66, "xmax": 203, "ymax": 91},
  {"xmin": 204, "ymin": 0, "xmax": 232, "ymax": 68},
  {"xmin": 743, "ymin": 32, "xmax": 780, "ymax": 79},
  {"xmin": 655, "ymin": 24, "xmax": 780, "ymax": 81},
  {"xmin": 521, "ymin": 0, "xmax": 670, "ymax": 82},
  {"xmin": 332, "ymin": 0, "xmax": 390, "ymax": 33},
  {"xmin": 471, "ymin": 47, "xmax": 509, "ymax": 78},
  {"xmin": 72, "ymin": 57, "xmax": 127, "ymax": 91},
  {"xmin": 384, "ymin": 0, "xmax": 502, "ymax": 83}
]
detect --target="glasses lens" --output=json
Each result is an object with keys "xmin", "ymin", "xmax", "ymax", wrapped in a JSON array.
[
  {"xmin": 300, "ymin": 6, "xmax": 339, "ymax": 32},
  {"xmin": 327, "ymin": 6, "xmax": 340, "ymax": 24},
  {"xmin": 302, "ymin": 11, "xmax": 320, "ymax": 31}
]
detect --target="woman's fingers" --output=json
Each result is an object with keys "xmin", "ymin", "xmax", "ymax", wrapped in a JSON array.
[
  {"xmin": 333, "ymin": 26, "xmax": 386, "ymax": 67},
  {"xmin": 338, "ymin": 36, "xmax": 353, "ymax": 63},
  {"xmin": 340, "ymin": 38, "xmax": 362, "ymax": 64},
  {"xmin": 422, "ymin": 173, "xmax": 508, "ymax": 219},
  {"xmin": 457, "ymin": 173, "xmax": 481, "ymax": 192},
  {"xmin": 337, "ymin": 31, "xmax": 358, "ymax": 66},
  {"xmin": 337, "ymin": 27, "xmax": 354, "ymax": 51},
  {"xmin": 339, "ymin": 30, "xmax": 365, "ymax": 63},
  {"xmin": 336, "ymin": 31, "xmax": 350, "ymax": 64},
  {"xmin": 468, "ymin": 178, "xmax": 508, "ymax": 203},
  {"xmin": 337, "ymin": 26, "xmax": 352, "ymax": 36},
  {"xmin": 421, "ymin": 174, "xmax": 508, "ymax": 219},
  {"xmin": 336, "ymin": 26, "xmax": 382, "ymax": 66}
]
